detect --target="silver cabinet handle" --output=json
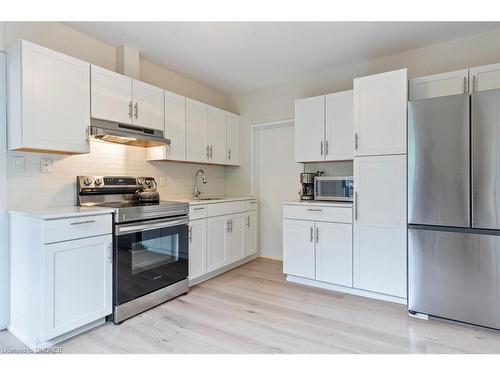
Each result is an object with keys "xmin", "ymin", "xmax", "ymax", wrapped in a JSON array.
[
  {"xmin": 315, "ymin": 227, "xmax": 319, "ymax": 243},
  {"xmin": 472, "ymin": 75, "xmax": 477, "ymax": 93},
  {"xmin": 227, "ymin": 148, "xmax": 231, "ymax": 160},
  {"xmin": 70, "ymin": 219, "xmax": 96, "ymax": 226},
  {"xmin": 320, "ymin": 141, "xmax": 324, "ymax": 156},
  {"xmin": 355, "ymin": 192, "xmax": 359, "ymax": 220},
  {"xmin": 193, "ymin": 207, "xmax": 205, "ymax": 211},
  {"xmin": 134, "ymin": 102, "xmax": 138, "ymax": 119},
  {"xmin": 209, "ymin": 146, "xmax": 213, "ymax": 159},
  {"xmin": 463, "ymin": 76, "xmax": 468, "ymax": 94},
  {"xmin": 206, "ymin": 145, "xmax": 210, "ymax": 158},
  {"xmin": 230, "ymin": 219, "xmax": 233, "ymax": 232},
  {"xmin": 128, "ymin": 100, "xmax": 133, "ymax": 118},
  {"xmin": 188, "ymin": 227, "xmax": 193, "ymax": 242},
  {"xmin": 306, "ymin": 208, "xmax": 322, "ymax": 212},
  {"xmin": 246, "ymin": 216, "xmax": 250, "ymax": 227},
  {"xmin": 310, "ymin": 227, "xmax": 314, "ymax": 242},
  {"xmin": 85, "ymin": 127, "xmax": 90, "ymax": 145},
  {"xmin": 226, "ymin": 220, "xmax": 230, "ymax": 232},
  {"xmin": 325, "ymin": 141, "xmax": 329, "ymax": 156},
  {"xmin": 354, "ymin": 133, "xmax": 359, "ymax": 150}
]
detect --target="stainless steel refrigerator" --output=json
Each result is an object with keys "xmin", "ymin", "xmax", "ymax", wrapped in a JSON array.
[{"xmin": 408, "ymin": 88, "xmax": 500, "ymax": 330}]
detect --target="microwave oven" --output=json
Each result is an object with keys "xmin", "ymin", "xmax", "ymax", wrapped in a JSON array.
[{"xmin": 314, "ymin": 176, "xmax": 354, "ymax": 201}]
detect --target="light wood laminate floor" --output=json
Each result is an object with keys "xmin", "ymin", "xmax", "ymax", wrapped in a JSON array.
[{"xmin": 2, "ymin": 257, "xmax": 500, "ymax": 353}]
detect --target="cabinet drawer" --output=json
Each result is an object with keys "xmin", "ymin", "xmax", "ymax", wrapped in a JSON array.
[
  {"xmin": 207, "ymin": 201, "xmax": 246, "ymax": 217},
  {"xmin": 283, "ymin": 205, "xmax": 352, "ymax": 223},
  {"xmin": 43, "ymin": 214, "xmax": 112, "ymax": 244},
  {"xmin": 189, "ymin": 205, "xmax": 207, "ymax": 220},
  {"xmin": 246, "ymin": 200, "xmax": 258, "ymax": 211}
]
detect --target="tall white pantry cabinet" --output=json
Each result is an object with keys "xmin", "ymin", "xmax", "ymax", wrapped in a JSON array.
[{"xmin": 353, "ymin": 69, "xmax": 408, "ymax": 299}]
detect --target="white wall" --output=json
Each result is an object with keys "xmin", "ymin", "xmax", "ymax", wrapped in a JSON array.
[
  {"xmin": 0, "ymin": 52, "xmax": 8, "ymax": 329},
  {"xmin": 226, "ymin": 27, "xmax": 500, "ymax": 196}
]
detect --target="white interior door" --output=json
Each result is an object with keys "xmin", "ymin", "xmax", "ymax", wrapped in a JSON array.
[{"xmin": 256, "ymin": 122, "xmax": 303, "ymax": 259}]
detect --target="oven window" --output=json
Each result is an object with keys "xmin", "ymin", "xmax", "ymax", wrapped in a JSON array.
[
  {"xmin": 131, "ymin": 232, "xmax": 179, "ymax": 274},
  {"xmin": 115, "ymin": 222, "xmax": 188, "ymax": 305}
]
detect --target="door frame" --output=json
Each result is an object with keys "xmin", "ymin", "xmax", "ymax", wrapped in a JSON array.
[{"xmin": 250, "ymin": 119, "xmax": 296, "ymax": 198}]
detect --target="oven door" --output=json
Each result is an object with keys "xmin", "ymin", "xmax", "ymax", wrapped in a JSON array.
[{"xmin": 114, "ymin": 215, "xmax": 189, "ymax": 305}]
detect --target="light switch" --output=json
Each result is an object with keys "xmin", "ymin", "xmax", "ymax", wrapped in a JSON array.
[
  {"xmin": 40, "ymin": 158, "xmax": 53, "ymax": 173},
  {"xmin": 12, "ymin": 156, "xmax": 25, "ymax": 172}
]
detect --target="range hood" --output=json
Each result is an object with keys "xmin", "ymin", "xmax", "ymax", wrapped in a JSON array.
[{"xmin": 90, "ymin": 119, "xmax": 170, "ymax": 147}]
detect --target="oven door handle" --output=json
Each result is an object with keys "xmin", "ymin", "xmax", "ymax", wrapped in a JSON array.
[{"xmin": 115, "ymin": 216, "xmax": 189, "ymax": 235}]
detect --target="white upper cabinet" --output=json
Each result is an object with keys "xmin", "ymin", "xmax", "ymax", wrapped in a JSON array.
[
  {"xmin": 186, "ymin": 98, "xmax": 208, "ymax": 163},
  {"xmin": 295, "ymin": 95, "xmax": 325, "ymax": 162},
  {"xmin": 7, "ymin": 40, "xmax": 91, "ymax": 154},
  {"xmin": 470, "ymin": 62, "xmax": 500, "ymax": 92},
  {"xmin": 164, "ymin": 90, "xmax": 186, "ymax": 160},
  {"xmin": 131, "ymin": 80, "xmax": 164, "ymax": 131},
  {"xmin": 353, "ymin": 69, "xmax": 407, "ymax": 156},
  {"xmin": 91, "ymin": 65, "xmax": 133, "ymax": 125},
  {"xmin": 226, "ymin": 112, "xmax": 241, "ymax": 166},
  {"xmin": 409, "ymin": 69, "xmax": 468, "ymax": 100},
  {"xmin": 207, "ymin": 105, "xmax": 227, "ymax": 164},
  {"xmin": 353, "ymin": 154, "xmax": 407, "ymax": 298},
  {"xmin": 325, "ymin": 90, "xmax": 353, "ymax": 161},
  {"xmin": 91, "ymin": 65, "xmax": 164, "ymax": 131}
]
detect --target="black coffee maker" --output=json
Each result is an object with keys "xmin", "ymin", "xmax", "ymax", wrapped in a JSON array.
[{"xmin": 299, "ymin": 173, "xmax": 316, "ymax": 200}]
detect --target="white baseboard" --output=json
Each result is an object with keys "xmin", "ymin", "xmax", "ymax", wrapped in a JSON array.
[
  {"xmin": 257, "ymin": 255, "xmax": 282, "ymax": 261},
  {"xmin": 286, "ymin": 275, "xmax": 407, "ymax": 305}
]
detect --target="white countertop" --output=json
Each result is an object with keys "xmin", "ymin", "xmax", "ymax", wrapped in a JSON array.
[
  {"xmin": 167, "ymin": 196, "xmax": 256, "ymax": 205},
  {"xmin": 282, "ymin": 200, "xmax": 353, "ymax": 208},
  {"xmin": 9, "ymin": 206, "xmax": 115, "ymax": 220}
]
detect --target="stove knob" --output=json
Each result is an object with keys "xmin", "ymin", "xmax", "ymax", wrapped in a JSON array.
[
  {"xmin": 95, "ymin": 178, "xmax": 103, "ymax": 186},
  {"xmin": 83, "ymin": 178, "xmax": 93, "ymax": 186}
]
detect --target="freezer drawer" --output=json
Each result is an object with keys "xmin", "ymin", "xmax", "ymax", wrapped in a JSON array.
[
  {"xmin": 408, "ymin": 95, "xmax": 470, "ymax": 227},
  {"xmin": 409, "ymin": 227, "xmax": 500, "ymax": 330}
]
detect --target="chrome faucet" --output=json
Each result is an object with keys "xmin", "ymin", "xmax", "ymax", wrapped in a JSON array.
[{"xmin": 193, "ymin": 169, "xmax": 207, "ymax": 198}]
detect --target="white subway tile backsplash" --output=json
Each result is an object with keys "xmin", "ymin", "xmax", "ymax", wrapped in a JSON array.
[{"xmin": 7, "ymin": 140, "xmax": 226, "ymax": 209}]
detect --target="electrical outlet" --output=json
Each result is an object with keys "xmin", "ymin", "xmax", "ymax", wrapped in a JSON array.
[
  {"xmin": 11, "ymin": 156, "xmax": 25, "ymax": 173},
  {"xmin": 158, "ymin": 176, "xmax": 167, "ymax": 187},
  {"xmin": 40, "ymin": 158, "xmax": 53, "ymax": 173}
]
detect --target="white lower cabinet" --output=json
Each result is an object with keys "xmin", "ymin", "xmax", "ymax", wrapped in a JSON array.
[
  {"xmin": 43, "ymin": 235, "xmax": 112, "ymax": 340},
  {"xmin": 315, "ymin": 221, "xmax": 352, "ymax": 287},
  {"xmin": 188, "ymin": 219, "xmax": 206, "ymax": 280},
  {"xmin": 245, "ymin": 211, "xmax": 258, "ymax": 256},
  {"xmin": 283, "ymin": 219, "xmax": 316, "ymax": 279},
  {"xmin": 189, "ymin": 199, "xmax": 258, "ymax": 284},
  {"xmin": 9, "ymin": 212, "xmax": 113, "ymax": 349}
]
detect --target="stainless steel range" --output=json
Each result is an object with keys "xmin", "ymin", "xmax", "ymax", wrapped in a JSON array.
[{"xmin": 77, "ymin": 176, "xmax": 189, "ymax": 324}]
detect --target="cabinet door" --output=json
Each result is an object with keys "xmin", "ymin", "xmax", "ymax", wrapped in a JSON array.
[
  {"xmin": 325, "ymin": 90, "xmax": 353, "ymax": 161},
  {"xmin": 245, "ymin": 211, "xmax": 258, "ymax": 256},
  {"xmin": 283, "ymin": 219, "xmax": 315, "ymax": 279},
  {"xmin": 295, "ymin": 95, "xmax": 325, "ymax": 162},
  {"xmin": 226, "ymin": 112, "xmax": 241, "ymax": 165},
  {"xmin": 186, "ymin": 98, "xmax": 208, "ymax": 163},
  {"xmin": 91, "ymin": 65, "xmax": 132, "ymax": 125},
  {"xmin": 409, "ymin": 69, "xmax": 468, "ymax": 100},
  {"xmin": 315, "ymin": 221, "xmax": 353, "ymax": 287},
  {"xmin": 189, "ymin": 219, "xmax": 206, "ymax": 280},
  {"xmin": 11, "ymin": 41, "xmax": 91, "ymax": 154},
  {"xmin": 227, "ymin": 213, "xmax": 245, "ymax": 262},
  {"xmin": 206, "ymin": 215, "xmax": 229, "ymax": 272},
  {"xmin": 132, "ymin": 80, "xmax": 164, "ymax": 131},
  {"xmin": 165, "ymin": 90, "xmax": 186, "ymax": 160},
  {"xmin": 470, "ymin": 62, "xmax": 500, "ymax": 92},
  {"xmin": 353, "ymin": 155, "xmax": 407, "ymax": 298},
  {"xmin": 43, "ymin": 235, "xmax": 112, "ymax": 340},
  {"xmin": 353, "ymin": 69, "xmax": 407, "ymax": 156},
  {"xmin": 207, "ymin": 105, "xmax": 227, "ymax": 164}
]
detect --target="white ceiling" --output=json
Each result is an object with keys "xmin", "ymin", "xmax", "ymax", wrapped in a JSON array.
[{"xmin": 66, "ymin": 22, "xmax": 500, "ymax": 94}]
